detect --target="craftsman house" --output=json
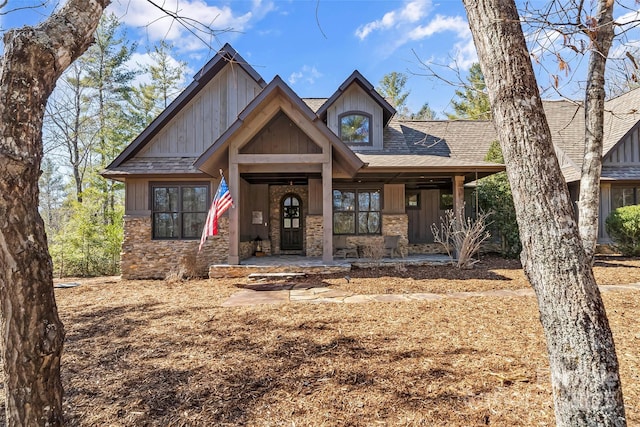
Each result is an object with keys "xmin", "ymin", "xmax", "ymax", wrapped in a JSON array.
[{"xmin": 103, "ymin": 43, "xmax": 640, "ymax": 279}]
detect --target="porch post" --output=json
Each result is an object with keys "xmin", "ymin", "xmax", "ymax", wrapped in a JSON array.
[
  {"xmin": 228, "ymin": 162, "xmax": 240, "ymax": 265},
  {"xmin": 322, "ymin": 158, "xmax": 333, "ymax": 263},
  {"xmin": 453, "ymin": 175, "xmax": 465, "ymax": 216}
]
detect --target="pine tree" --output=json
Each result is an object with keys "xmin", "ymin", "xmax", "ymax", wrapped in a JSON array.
[
  {"xmin": 447, "ymin": 63, "xmax": 491, "ymax": 120},
  {"xmin": 377, "ymin": 72, "xmax": 411, "ymax": 118}
]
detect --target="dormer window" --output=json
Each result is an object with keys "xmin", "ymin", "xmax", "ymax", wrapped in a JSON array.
[{"xmin": 339, "ymin": 112, "xmax": 371, "ymax": 144}]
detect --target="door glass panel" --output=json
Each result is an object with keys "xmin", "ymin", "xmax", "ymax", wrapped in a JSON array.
[{"xmin": 284, "ymin": 218, "xmax": 291, "ymax": 228}]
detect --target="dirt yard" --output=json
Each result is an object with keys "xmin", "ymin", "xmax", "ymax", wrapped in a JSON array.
[{"xmin": 2, "ymin": 256, "xmax": 640, "ymax": 426}]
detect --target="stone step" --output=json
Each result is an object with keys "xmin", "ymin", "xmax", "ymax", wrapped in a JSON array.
[{"xmin": 248, "ymin": 272, "xmax": 307, "ymax": 281}]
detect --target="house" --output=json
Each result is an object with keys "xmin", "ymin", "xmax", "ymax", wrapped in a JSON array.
[
  {"xmin": 103, "ymin": 43, "xmax": 640, "ymax": 279},
  {"xmin": 542, "ymin": 91, "xmax": 640, "ymax": 244}
]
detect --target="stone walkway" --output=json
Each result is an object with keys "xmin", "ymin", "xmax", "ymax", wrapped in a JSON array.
[{"xmin": 221, "ymin": 282, "xmax": 640, "ymax": 307}]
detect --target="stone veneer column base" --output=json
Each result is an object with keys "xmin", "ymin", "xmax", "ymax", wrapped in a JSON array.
[{"xmin": 305, "ymin": 215, "xmax": 323, "ymax": 256}]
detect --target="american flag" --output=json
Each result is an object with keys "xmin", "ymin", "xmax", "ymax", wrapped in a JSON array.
[{"xmin": 199, "ymin": 176, "xmax": 233, "ymax": 252}]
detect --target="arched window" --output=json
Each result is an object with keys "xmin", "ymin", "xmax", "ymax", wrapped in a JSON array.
[{"xmin": 339, "ymin": 112, "xmax": 371, "ymax": 144}]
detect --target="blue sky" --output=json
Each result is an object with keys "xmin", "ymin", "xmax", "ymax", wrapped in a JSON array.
[{"xmin": 2, "ymin": 0, "xmax": 640, "ymax": 117}]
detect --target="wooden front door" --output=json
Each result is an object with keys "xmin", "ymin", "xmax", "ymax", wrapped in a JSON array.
[{"xmin": 281, "ymin": 194, "xmax": 303, "ymax": 251}]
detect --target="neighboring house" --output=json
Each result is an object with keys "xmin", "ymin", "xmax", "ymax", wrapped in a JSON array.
[
  {"xmin": 543, "ymin": 91, "xmax": 640, "ymax": 244},
  {"xmin": 102, "ymin": 43, "xmax": 640, "ymax": 279}
]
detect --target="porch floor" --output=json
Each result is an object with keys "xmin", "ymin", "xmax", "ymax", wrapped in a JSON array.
[{"xmin": 208, "ymin": 254, "xmax": 452, "ymax": 279}]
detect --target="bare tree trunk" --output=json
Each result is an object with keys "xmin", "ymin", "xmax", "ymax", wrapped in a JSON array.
[
  {"xmin": 579, "ymin": 0, "xmax": 615, "ymax": 262},
  {"xmin": 0, "ymin": 1, "xmax": 108, "ymax": 425},
  {"xmin": 462, "ymin": 0, "xmax": 625, "ymax": 425}
]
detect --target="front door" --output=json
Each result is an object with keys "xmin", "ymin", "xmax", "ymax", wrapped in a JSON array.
[{"xmin": 281, "ymin": 194, "xmax": 303, "ymax": 251}]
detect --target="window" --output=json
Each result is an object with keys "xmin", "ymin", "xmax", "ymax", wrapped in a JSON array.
[
  {"xmin": 333, "ymin": 189, "xmax": 381, "ymax": 235},
  {"xmin": 612, "ymin": 186, "xmax": 639, "ymax": 210},
  {"xmin": 440, "ymin": 190, "xmax": 454, "ymax": 210},
  {"xmin": 339, "ymin": 112, "xmax": 371, "ymax": 144},
  {"xmin": 406, "ymin": 192, "xmax": 420, "ymax": 209},
  {"xmin": 151, "ymin": 183, "xmax": 209, "ymax": 239}
]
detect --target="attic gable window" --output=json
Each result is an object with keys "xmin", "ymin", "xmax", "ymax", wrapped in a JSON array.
[{"xmin": 339, "ymin": 112, "xmax": 371, "ymax": 144}]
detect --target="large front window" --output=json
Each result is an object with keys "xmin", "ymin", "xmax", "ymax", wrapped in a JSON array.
[
  {"xmin": 339, "ymin": 113, "xmax": 371, "ymax": 144},
  {"xmin": 333, "ymin": 189, "xmax": 381, "ymax": 234},
  {"xmin": 152, "ymin": 183, "xmax": 209, "ymax": 239}
]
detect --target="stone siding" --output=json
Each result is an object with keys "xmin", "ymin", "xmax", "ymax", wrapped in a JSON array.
[
  {"xmin": 305, "ymin": 215, "xmax": 323, "ymax": 256},
  {"xmin": 269, "ymin": 185, "xmax": 308, "ymax": 255},
  {"xmin": 382, "ymin": 214, "xmax": 409, "ymax": 256},
  {"xmin": 121, "ymin": 215, "xmax": 229, "ymax": 279},
  {"xmin": 408, "ymin": 243, "xmax": 447, "ymax": 255}
]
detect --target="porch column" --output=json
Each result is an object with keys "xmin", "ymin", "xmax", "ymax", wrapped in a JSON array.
[
  {"xmin": 228, "ymin": 162, "xmax": 240, "ymax": 265},
  {"xmin": 453, "ymin": 175, "xmax": 465, "ymax": 216},
  {"xmin": 322, "ymin": 159, "xmax": 333, "ymax": 262}
]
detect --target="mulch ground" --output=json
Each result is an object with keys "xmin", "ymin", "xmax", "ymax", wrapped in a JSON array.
[{"xmin": 2, "ymin": 256, "xmax": 640, "ymax": 426}]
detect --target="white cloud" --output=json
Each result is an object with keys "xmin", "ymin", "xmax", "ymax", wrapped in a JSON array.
[
  {"xmin": 616, "ymin": 10, "xmax": 640, "ymax": 26},
  {"xmin": 407, "ymin": 15, "xmax": 468, "ymax": 40},
  {"xmin": 288, "ymin": 65, "xmax": 322, "ymax": 85},
  {"xmin": 109, "ymin": 0, "xmax": 274, "ymax": 51},
  {"xmin": 355, "ymin": 0, "xmax": 431, "ymax": 40}
]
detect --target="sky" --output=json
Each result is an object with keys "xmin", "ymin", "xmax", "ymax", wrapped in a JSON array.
[{"xmin": 2, "ymin": 0, "xmax": 640, "ymax": 117}]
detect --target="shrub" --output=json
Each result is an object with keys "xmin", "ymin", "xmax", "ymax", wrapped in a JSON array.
[
  {"xmin": 605, "ymin": 205, "xmax": 640, "ymax": 256},
  {"xmin": 431, "ymin": 206, "xmax": 491, "ymax": 269}
]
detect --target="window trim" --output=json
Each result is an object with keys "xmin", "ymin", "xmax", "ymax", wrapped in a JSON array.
[
  {"xmin": 332, "ymin": 187, "xmax": 382, "ymax": 235},
  {"xmin": 150, "ymin": 182, "xmax": 210, "ymax": 240},
  {"xmin": 338, "ymin": 111, "xmax": 372, "ymax": 145}
]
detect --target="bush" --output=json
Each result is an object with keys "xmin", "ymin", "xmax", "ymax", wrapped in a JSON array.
[
  {"xmin": 605, "ymin": 205, "xmax": 640, "ymax": 256},
  {"xmin": 477, "ymin": 140, "xmax": 521, "ymax": 258}
]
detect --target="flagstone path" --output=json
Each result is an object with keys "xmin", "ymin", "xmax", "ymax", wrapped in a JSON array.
[{"xmin": 221, "ymin": 282, "xmax": 640, "ymax": 307}]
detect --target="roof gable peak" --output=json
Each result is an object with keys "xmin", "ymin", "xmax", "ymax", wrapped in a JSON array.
[{"xmin": 317, "ymin": 70, "xmax": 397, "ymax": 126}]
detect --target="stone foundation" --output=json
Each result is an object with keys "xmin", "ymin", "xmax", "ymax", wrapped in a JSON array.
[
  {"xmin": 121, "ymin": 214, "xmax": 229, "ymax": 279},
  {"xmin": 408, "ymin": 243, "xmax": 447, "ymax": 255}
]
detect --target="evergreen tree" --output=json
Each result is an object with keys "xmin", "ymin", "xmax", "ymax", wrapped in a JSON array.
[
  {"xmin": 127, "ymin": 41, "xmax": 187, "ymax": 128},
  {"xmin": 477, "ymin": 141, "xmax": 520, "ymax": 257},
  {"xmin": 377, "ymin": 71, "xmax": 411, "ymax": 118},
  {"xmin": 447, "ymin": 63, "xmax": 491, "ymax": 120},
  {"xmin": 82, "ymin": 12, "xmax": 137, "ymax": 224},
  {"xmin": 410, "ymin": 102, "xmax": 438, "ymax": 120}
]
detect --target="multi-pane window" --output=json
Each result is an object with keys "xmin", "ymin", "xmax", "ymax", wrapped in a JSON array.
[
  {"xmin": 333, "ymin": 189, "xmax": 381, "ymax": 235},
  {"xmin": 152, "ymin": 183, "xmax": 209, "ymax": 239},
  {"xmin": 612, "ymin": 186, "xmax": 639, "ymax": 210},
  {"xmin": 339, "ymin": 113, "xmax": 371, "ymax": 144}
]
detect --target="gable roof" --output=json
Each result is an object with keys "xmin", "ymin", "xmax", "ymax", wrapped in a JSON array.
[
  {"xmin": 194, "ymin": 75, "xmax": 365, "ymax": 176},
  {"xmin": 541, "ymin": 87, "xmax": 640, "ymax": 182},
  {"xmin": 105, "ymin": 43, "xmax": 265, "ymax": 171},
  {"xmin": 316, "ymin": 71, "xmax": 397, "ymax": 126}
]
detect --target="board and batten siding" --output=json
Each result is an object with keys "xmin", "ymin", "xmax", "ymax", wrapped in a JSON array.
[
  {"xmin": 603, "ymin": 125, "xmax": 640, "ymax": 165},
  {"xmin": 125, "ymin": 178, "xmax": 215, "ymax": 215},
  {"xmin": 139, "ymin": 66, "xmax": 262, "ymax": 158},
  {"xmin": 326, "ymin": 84, "xmax": 383, "ymax": 151},
  {"xmin": 383, "ymin": 184, "xmax": 405, "ymax": 214}
]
